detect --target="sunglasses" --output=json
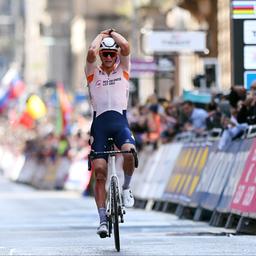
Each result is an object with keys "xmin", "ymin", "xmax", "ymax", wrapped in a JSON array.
[{"xmin": 101, "ymin": 52, "xmax": 117, "ymax": 58}]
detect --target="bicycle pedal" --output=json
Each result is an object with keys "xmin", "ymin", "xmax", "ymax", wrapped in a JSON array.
[{"xmin": 99, "ymin": 232, "xmax": 108, "ymax": 239}]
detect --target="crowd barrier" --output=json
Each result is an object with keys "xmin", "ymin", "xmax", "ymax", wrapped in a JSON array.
[
  {"xmin": 132, "ymin": 127, "xmax": 256, "ymax": 234},
  {"xmin": 1, "ymin": 126, "xmax": 256, "ymax": 234},
  {"xmin": 0, "ymin": 145, "xmax": 25, "ymax": 181},
  {"xmin": 0, "ymin": 147, "xmax": 92, "ymax": 193}
]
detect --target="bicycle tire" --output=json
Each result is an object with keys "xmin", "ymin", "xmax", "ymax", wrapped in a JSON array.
[
  {"xmin": 108, "ymin": 215, "xmax": 112, "ymax": 237},
  {"xmin": 111, "ymin": 177, "xmax": 120, "ymax": 252}
]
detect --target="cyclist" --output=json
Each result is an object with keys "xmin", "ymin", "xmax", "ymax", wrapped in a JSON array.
[{"xmin": 85, "ymin": 28, "xmax": 136, "ymax": 238}]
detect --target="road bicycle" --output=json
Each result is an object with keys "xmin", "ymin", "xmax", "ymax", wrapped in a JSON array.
[{"xmin": 88, "ymin": 138, "xmax": 138, "ymax": 252}]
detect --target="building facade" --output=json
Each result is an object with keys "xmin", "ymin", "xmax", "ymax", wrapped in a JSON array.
[{"xmin": 0, "ymin": 0, "xmax": 233, "ymax": 103}]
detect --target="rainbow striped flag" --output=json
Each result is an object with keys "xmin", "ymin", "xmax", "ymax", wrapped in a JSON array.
[{"xmin": 232, "ymin": 1, "xmax": 256, "ymax": 19}]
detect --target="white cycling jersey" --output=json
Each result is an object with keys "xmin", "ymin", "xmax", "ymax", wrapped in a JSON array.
[{"xmin": 85, "ymin": 56, "xmax": 130, "ymax": 117}]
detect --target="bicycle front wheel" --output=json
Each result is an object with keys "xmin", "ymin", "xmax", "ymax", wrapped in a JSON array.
[{"xmin": 111, "ymin": 177, "xmax": 120, "ymax": 252}]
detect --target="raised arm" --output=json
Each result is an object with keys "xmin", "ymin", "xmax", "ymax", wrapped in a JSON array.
[
  {"xmin": 85, "ymin": 32, "xmax": 109, "ymax": 77},
  {"xmin": 108, "ymin": 29, "xmax": 130, "ymax": 56},
  {"xmin": 86, "ymin": 33, "xmax": 105, "ymax": 64}
]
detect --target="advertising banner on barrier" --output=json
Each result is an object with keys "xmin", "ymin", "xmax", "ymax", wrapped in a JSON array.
[
  {"xmin": 200, "ymin": 140, "xmax": 240, "ymax": 210},
  {"xmin": 190, "ymin": 140, "xmax": 219, "ymax": 207},
  {"xmin": 178, "ymin": 143, "xmax": 210, "ymax": 203},
  {"xmin": 150, "ymin": 142, "xmax": 183, "ymax": 200},
  {"xmin": 163, "ymin": 144, "xmax": 193, "ymax": 202},
  {"xmin": 163, "ymin": 143, "xmax": 201, "ymax": 202},
  {"xmin": 0, "ymin": 147, "xmax": 25, "ymax": 181},
  {"xmin": 217, "ymin": 139, "xmax": 253, "ymax": 212},
  {"xmin": 17, "ymin": 157, "xmax": 36, "ymax": 184},
  {"xmin": 139, "ymin": 147, "xmax": 163, "ymax": 199},
  {"xmin": 230, "ymin": 138, "xmax": 256, "ymax": 214},
  {"xmin": 131, "ymin": 147, "xmax": 153, "ymax": 197},
  {"xmin": 65, "ymin": 159, "xmax": 92, "ymax": 192},
  {"xmin": 137, "ymin": 142, "xmax": 182, "ymax": 200},
  {"xmin": 132, "ymin": 142, "xmax": 183, "ymax": 200}
]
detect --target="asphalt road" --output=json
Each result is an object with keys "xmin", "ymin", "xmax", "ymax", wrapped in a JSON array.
[{"xmin": 0, "ymin": 175, "xmax": 255, "ymax": 256}]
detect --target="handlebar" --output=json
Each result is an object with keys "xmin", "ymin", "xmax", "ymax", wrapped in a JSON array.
[{"xmin": 88, "ymin": 148, "xmax": 138, "ymax": 171}]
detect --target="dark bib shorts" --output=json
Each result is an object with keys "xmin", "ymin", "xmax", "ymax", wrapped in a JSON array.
[{"xmin": 90, "ymin": 110, "xmax": 135, "ymax": 160}]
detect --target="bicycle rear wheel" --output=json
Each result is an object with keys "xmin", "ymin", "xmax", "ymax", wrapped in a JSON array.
[{"xmin": 111, "ymin": 177, "xmax": 120, "ymax": 252}]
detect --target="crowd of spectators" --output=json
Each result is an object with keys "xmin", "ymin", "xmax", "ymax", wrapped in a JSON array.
[
  {"xmin": 21, "ymin": 126, "xmax": 91, "ymax": 189},
  {"xmin": 2, "ymin": 81, "xmax": 256, "ymax": 191},
  {"xmin": 128, "ymin": 81, "xmax": 256, "ymax": 151},
  {"xmin": 5, "ymin": 81, "xmax": 255, "ymax": 162},
  {"xmin": 0, "ymin": 107, "xmax": 91, "ymax": 190}
]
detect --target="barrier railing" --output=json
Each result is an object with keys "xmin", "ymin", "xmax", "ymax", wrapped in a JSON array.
[
  {"xmin": 0, "ymin": 147, "xmax": 92, "ymax": 193},
  {"xmin": 1, "ymin": 126, "xmax": 256, "ymax": 234},
  {"xmin": 132, "ymin": 127, "xmax": 256, "ymax": 234}
]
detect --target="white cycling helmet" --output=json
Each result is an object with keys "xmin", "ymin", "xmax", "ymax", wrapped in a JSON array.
[{"xmin": 99, "ymin": 37, "xmax": 119, "ymax": 51}]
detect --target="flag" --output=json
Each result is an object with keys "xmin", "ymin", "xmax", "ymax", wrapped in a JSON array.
[
  {"xmin": 18, "ymin": 111, "xmax": 35, "ymax": 129},
  {"xmin": 232, "ymin": 1, "xmax": 256, "ymax": 19},
  {"xmin": 0, "ymin": 68, "xmax": 25, "ymax": 112},
  {"xmin": 9, "ymin": 76, "xmax": 25, "ymax": 99},
  {"xmin": 55, "ymin": 83, "xmax": 72, "ymax": 135}
]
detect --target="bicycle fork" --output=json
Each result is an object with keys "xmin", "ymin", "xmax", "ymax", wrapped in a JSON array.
[{"xmin": 106, "ymin": 156, "xmax": 125, "ymax": 223}]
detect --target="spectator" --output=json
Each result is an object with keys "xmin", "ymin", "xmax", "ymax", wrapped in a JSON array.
[
  {"xmin": 181, "ymin": 100, "xmax": 208, "ymax": 134},
  {"xmin": 236, "ymin": 81, "xmax": 256, "ymax": 124},
  {"xmin": 206, "ymin": 100, "xmax": 222, "ymax": 130},
  {"xmin": 146, "ymin": 104, "xmax": 161, "ymax": 148},
  {"xmin": 228, "ymin": 85, "xmax": 246, "ymax": 108},
  {"xmin": 57, "ymin": 134, "xmax": 71, "ymax": 157},
  {"xmin": 218, "ymin": 108, "xmax": 248, "ymax": 151},
  {"xmin": 161, "ymin": 104, "xmax": 179, "ymax": 143},
  {"xmin": 248, "ymin": 80, "xmax": 256, "ymax": 97},
  {"xmin": 217, "ymin": 94, "xmax": 231, "ymax": 118},
  {"xmin": 129, "ymin": 105, "xmax": 148, "ymax": 151}
]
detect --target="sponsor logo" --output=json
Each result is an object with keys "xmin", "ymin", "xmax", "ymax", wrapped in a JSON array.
[
  {"xmin": 96, "ymin": 80, "xmax": 101, "ymax": 87},
  {"xmin": 102, "ymin": 77, "xmax": 122, "ymax": 86}
]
